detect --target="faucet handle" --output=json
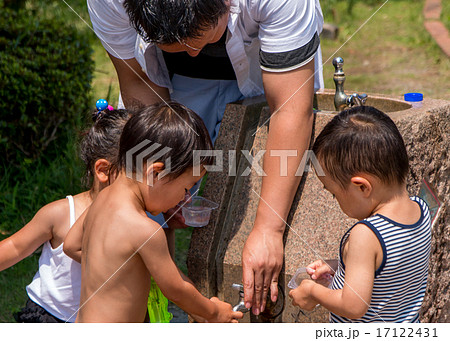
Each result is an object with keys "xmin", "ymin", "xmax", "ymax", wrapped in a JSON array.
[
  {"xmin": 332, "ymin": 57, "xmax": 344, "ymax": 73},
  {"xmin": 359, "ymin": 93, "xmax": 368, "ymax": 105},
  {"xmin": 232, "ymin": 283, "xmax": 243, "ymax": 290},
  {"xmin": 231, "ymin": 284, "xmax": 248, "ymax": 313},
  {"xmin": 348, "ymin": 93, "xmax": 368, "ymax": 107},
  {"xmin": 232, "ymin": 283, "xmax": 244, "ymax": 295}
]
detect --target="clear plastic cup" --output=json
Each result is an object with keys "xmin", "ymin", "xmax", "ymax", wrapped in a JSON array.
[
  {"xmin": 181, "ymin": 196, "xmax": 219, "ymax": 227},
  {"xmin": 288, "ymin": 267, "xmax": 333, "ymax": 289},
  {"xmin": 288, "ymin": 267, "xmax": 310, "ymax": 289}
]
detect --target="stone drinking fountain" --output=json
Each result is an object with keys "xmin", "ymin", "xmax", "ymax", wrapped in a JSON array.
[{"xmin": 187, "ymin": 57, "xmax": 450, "ymax": 322}]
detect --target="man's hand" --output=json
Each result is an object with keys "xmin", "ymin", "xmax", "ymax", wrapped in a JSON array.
[{"xmin": 242, "ymin": 227, "xmax": 283, "ymax": 315}]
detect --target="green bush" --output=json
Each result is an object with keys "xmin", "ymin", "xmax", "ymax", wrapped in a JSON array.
[{"xmin": 0, "ymin": 7, "xmax": 93, "ymax": 169}]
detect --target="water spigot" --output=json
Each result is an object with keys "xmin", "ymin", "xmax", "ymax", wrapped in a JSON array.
[
  {"xmin": 231, "ymin": 284, "xmax": 249, "ymax": 313},
  {"xmin": 333, "ymin": 57, "xmax": 368, "ymax": 111},
  {"xmin": 333, "ymin": 57, "xmax": 348, "ymax": 111},
  {"xmin": 231, "ymin": 283, "xmax": 285, "ymax": 320}
]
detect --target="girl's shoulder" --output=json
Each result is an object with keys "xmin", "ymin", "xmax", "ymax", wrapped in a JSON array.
[{"xmin": 34, "ymin": 197, "xmax": 72, "ymax": 230}]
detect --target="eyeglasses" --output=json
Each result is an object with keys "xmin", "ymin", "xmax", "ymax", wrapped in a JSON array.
[{"xmin": 176, "ymin": 37, "xmax": 203, "ymax": 52}]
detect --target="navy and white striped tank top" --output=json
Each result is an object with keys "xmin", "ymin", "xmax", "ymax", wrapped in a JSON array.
[{"xmin": 330, "ymin": 196, "xmax": 431, "ymax": 323}]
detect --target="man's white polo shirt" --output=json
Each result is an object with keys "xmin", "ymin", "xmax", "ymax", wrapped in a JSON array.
[{"xmin": 87, "ymin": 0, "xmax": 324, "ymax": 97}]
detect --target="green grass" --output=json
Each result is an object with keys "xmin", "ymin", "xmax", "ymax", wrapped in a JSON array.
[
  {"xmin": 442, "ymin": 0, "xmax": 450, "ymax": 32},
  {"xmin": 0, "ymin": 133, "xmax": 85, "ymax": 322},
  {"xmin": 320, "ymin": 1, "xmax": 450, "ymax": 100}
]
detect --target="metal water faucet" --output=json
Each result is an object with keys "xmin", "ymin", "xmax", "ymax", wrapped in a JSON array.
[
  {"xmin": 231, "ymin": 283, "xmax": 249, "ymax": 313},
  {"xmin": 231, "ymin": 283, "xmax": 285, "ymax": 321},
  {"xmin": 333, "ymin": 57, "xmax": 368, "ymax": 111}
]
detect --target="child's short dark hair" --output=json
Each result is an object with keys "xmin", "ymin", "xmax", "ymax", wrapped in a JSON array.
[
  {"xmin": 118, "ymin": 101, "xmax": 214, "ymax": 179},
  {"xmin": 312, "ymin": 106, "xmax": 409, "ymax": 188},
  {"xmin": 80, "ymin": 109, "xmax": 131, "ymax": 186}
]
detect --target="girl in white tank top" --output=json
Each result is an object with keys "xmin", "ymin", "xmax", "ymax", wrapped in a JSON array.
[{"xmin": 0, "ymin": 106, "xmax": 130, "ymax": 322}]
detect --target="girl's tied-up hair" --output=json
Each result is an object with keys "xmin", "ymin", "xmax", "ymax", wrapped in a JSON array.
[
  {"xmin": 118, "ymin": 101, "xmax": 214, "ymax": 181},
  {"xmin": 124, "ymin": 0, "xmax": 228, "ymax": 45},
  {"xmin": 312, "ymin": 106, "xmax": 409, "ymax": 188},
  {"xmin": 80, "ymin": 100, "xmax": 131, "ymax": 187},
  {"xmin": 93, "ymin": 98, "xmax": 115, "ymax": 122}
]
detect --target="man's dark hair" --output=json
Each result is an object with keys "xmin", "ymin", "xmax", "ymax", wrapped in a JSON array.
[
  {"xmin": 124, "ymin": 0, "xmax": 228, "ymax": 44},
  {"xmin": 118, "ymin": 101, "xmax": 214, "ymax": 179},
  {"xmin": 312, "ymin": 106, "xmax": 409, "ymax": 188}
]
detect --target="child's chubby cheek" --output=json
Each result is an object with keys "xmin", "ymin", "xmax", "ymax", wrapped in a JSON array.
[{"xmin": 289, "ymin": 279, "xmax": 318, "ymax": 311}]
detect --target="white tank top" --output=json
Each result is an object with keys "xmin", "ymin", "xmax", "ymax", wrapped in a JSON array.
[{"xmin": 26, "ymin": 195, "xmax": 82, "ymax": 322}]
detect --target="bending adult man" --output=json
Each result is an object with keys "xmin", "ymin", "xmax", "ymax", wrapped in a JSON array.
[{"xmin": 87, "ymin": 0, "xmax": 324, "ymax": 315}]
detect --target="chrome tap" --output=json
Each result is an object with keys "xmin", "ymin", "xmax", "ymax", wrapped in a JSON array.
[
  {"xmin": 231, "ymin": 284, "xmax": 249, "ymax": 313},
  {"xmin": 332, "ymin": 57, "xmax": 368, "ymax": 111},
  {"xmin": 231, "ymin": 283, "xmax": 285, "ymax": 321}
]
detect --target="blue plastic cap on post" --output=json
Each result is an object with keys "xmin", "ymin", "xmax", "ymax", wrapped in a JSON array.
[
  {"xmin": 404, "ymin": 93, "xmax": 423, "ymax": 102},
  {"xmin": 96, "ymin": 99, "xmax": 109, "ymax": 111}
]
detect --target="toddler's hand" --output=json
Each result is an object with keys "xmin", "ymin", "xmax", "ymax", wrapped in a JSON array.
[
  {"xmin": 306, "ymin": 259, "xmax": 335, "ymax": 280},
  {"xmin": 208, "ymin": 297, "xmax": 243, "ymax": 323},
  {"xmin": 163, "ymin": 192, "xmax": 192, "ymax": 229},
  {"xmin": 163, "ymin": 207, "xmax": 188, "ymax": 229},
  {"xmin": 289, "ymin": 279, "xmax": 318, "ymax": 311}
]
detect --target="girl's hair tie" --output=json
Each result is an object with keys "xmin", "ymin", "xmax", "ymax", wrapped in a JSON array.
[{"xmin": 94, "ymin": 99, "xmax": 114, "ymax": 122}]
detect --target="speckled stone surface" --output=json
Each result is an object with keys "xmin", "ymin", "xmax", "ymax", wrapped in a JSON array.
[
  {"xmin": 188, "ymin": 92, "xmax": 450, "ymax": 322},
  {"xmin": 394, "ymin": 104, "xmax": 450, "ymax": 322},
  {"xmin": 187, "ymin": 97, "xmax": 267, "ymax": 297}
]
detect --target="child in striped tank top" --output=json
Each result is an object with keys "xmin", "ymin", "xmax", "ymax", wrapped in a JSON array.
[{"xmin": 289, "ymin": 106, "xmax": 431, "ymax": 322}]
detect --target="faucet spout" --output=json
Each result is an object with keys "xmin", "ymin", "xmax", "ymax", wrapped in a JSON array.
[
  {"xmin": 333, "ymin": 57, "xmax": 368, "ymax": 111},
  {"xmin": 231, "ymin": 284, "xmax": 249, "ymax": 313},
  {"xmin": 333, "ymin": 57, "xmax": 348, "ymax": 111}
]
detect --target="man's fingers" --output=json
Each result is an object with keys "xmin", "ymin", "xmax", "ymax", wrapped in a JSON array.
[
  {"xmin": 242, "ymin": 261, "xmax": 254, "ymax": 309},
  {"xmin": 270, "ymin": 276, "xmax": 279, "ymax": 303},
  {"xmin": 253, "ymin": 271, "xmax": 264, "ymax": 315},
  {"xmin": 260, "ymin": 275, "xmax": 271, "ymax": 312}
]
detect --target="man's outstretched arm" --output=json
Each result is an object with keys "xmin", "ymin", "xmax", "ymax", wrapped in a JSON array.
[
  {"xmin": 242, "ymin": 59, "xmax": 315, "ymax": 315},
  {"xmin": 108, "ymin": 53, "xmax": 170, "ymax": 108}
]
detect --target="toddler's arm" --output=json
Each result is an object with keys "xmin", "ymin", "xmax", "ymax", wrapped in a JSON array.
[
  {"xmin": 63, "ymin": 208, "xmax": 89, "ymax": 263},
  {"xmin": 0, "ymin": 202, "xmax": 56, "ymax": 271},
  {"xmin": 137, "ymin": 221, "xmax": 242, "ymax": 322},
  {"xmin": 290, "ymin": 224, "xmax": 380, "ymax": 319}
]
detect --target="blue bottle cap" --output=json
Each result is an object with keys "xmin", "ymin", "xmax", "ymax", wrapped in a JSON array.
[{"xmin": 404, "ymin": 93, "xmax": 423, "ymax": 102}]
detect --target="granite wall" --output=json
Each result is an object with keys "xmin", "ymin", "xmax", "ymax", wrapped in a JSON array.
[{"xmin": 187, "ymin": 95, "xmax": 449, "ymax": 322}]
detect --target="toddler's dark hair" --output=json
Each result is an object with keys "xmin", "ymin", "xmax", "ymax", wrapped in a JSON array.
[
  {"xmin": 124, "ymin": 0, "xmax": 228, "ymax": 45},
  {"xmin": 312, "ymin": 106, "xmax": 409, "ymax": 188},
  {"xmin": 80, "ymin": 109, "xmax": 131, "ymax": 186},
  {"xmin": 118, "ymin": 101, "xmax": 214, "ymax": 179}
]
